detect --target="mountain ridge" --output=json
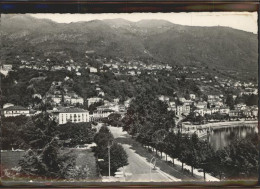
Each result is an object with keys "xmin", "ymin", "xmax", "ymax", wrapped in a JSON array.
[{"xmin": 1, "ymin": 15, "xmax": 257, "ymax": 73}]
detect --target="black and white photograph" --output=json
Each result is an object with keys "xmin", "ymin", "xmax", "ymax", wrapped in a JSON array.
[{"xmin": 0, "ymin": 12, "xmax": 258, "ymax": 184}]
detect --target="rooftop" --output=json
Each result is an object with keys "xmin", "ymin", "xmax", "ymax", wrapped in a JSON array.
[
  {"xmin": 57, "ymin": 107, "xmax": 88, "ymax": 113},
  {"xmin": 3, "ymin": 105, "xmax": 28, "ymax": 111}
]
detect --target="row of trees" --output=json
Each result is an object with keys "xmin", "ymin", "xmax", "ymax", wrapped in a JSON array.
[
  {"xmin": 122, "ymin": 91, "xmax": 258, "ymax": 180},
  {"xmin": 1, "ymin": 113, "xmax": 97, "ymax": 179},
  {"xmin": 137, "ymin": 130, "xmax": 258, "ymax": 180},
  {"xmin": 93, "ymin": 126, "xmax": 128, "ymax": 175},
  {"xmin": 136, "ymin": 130, "xmax": 214, "ymax": 179}
]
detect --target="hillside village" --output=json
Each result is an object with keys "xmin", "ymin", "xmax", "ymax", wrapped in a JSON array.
[{"xmin": 1, "ymin": 50, "xmax": 258, "ymax": 128}]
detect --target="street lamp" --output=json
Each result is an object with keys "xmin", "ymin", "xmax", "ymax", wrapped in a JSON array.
[
  {"xmin": 150, "ymin": 157, "xmax": 157, "ymax": 181},
  {"xmin": 108, "ymin": 140, "xmax": 113, "ymax": 178}
]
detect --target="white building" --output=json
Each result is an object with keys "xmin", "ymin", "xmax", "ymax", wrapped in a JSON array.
[
  {"xmin": 158, "ymin": 95, "xmax": 170, "ymax": 102},
  {"xmin": 90, "ymin": 67, "xmax": 98, "ymax": 73},
  {"xmin": 0, "ymin": 64, "xmax": 13, "ymax": 76},
  {"xmin": 32, "ymin": 94, "xmax": 42, "ymax": 99},
  {"xmin": 3, "ymin": 105, "xmax": 30, "ymax": 117},
  {"xmin": 64, "ymin": 93, "xmax": 84, "ymax": 105},
  {"xmin": 124, "ymin": 98, "xmax": 132, "ymax": 108},
  {"xmin": 3, "ymin": 103, "xmax": 14, "ymax": 109},
  {"xmin": 51, "ymin": 95, "xmax": 62, "ymax": 104},
  {"xmin": 219, "ymin": 107, "xmax": 230, "ymax": 114},
  {"xmin": 87, "ymin": 97, "xmax": 102, "ymax": 107},
  {"xmin": 190, "ymin": 94, "xmax": 196, "ymax": 100},
  {"xmin": 90, "ymin": 109, "xmax": 115, "ymax": 121},
  {"xmin": 195, "ymin": 101, "xmax": 207, "ymax": 109},
  {"xmin": 98, "ymin": 91, "xmax": 105, "ymax": 97},
  {"xmin": 54, "ymin": 107, "xmax": 89, "ymax": 125},
  {"xmin": 194, "ymin": 108, "xmax": 207, "ymax": 116},
  {"xmin": 168, "ymin": 101, "xmax": 177, "ymax": 112},
  {"xmin": 176, "ymin": 105, "xmax": 190, "ymax": 116}
]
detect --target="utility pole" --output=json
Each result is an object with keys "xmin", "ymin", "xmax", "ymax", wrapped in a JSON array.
[
  {"xmin": 107, "ymin": 139, "xmax": 113, "ymax": 179},
  {"xmin": 108, "ymin": 144, "xmax": 111, "ymax": 178}
]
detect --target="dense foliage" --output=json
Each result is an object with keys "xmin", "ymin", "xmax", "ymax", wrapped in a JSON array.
[
  {"xmin": 122, "ymin": 91, "xmax": 175, "ymax": 136},
  {"xmin": 19, "ymin": 139, "xmax": 76, "ymax": 179},
  {"xmin": 57, "ymin": 122, "xmax": 96, "ymax": 147}
]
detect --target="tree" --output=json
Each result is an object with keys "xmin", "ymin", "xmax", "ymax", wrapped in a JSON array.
[
  {"xmin": 164, "ymin": 132, "xmax": 176, "ymax": 164},
  {"xmin": 94, "ymin": 125, "xmax": 114, "ymax": 158},
  {"xmin": 1, "ymin": 122, "xmax": 23, "ymax": 150},
  {"xmin": 178, "ymin": 134, "xmax": 190, "ymax": 171},
  {"xmin": 184, "ymin": 133, "xmax": 200, "ymax": 176},
  {"xmin": 196, "ymin": 140, "xmax": 215, "ymax": 180},
  {"xmin": 107, "ymin": 113, "xmax": 122, "ymax": 127},
  {"xmin": 245, "ymin": 94, "xmax": 258, "ymax": 106},
  {"xmin": 20, "ymin": 113, "xmax": 58, "ymax": 149},
  {"xmin": 57, "ymin": 122, "xmax": 96, "ymax": 147},
  {"xmin": 152, "ymin": 129, "xmax": 167, "ymax": 158},
  {"xmin": 221, "ymin": 138, "xmax": 259, "ymax": 179},
  {"xmin": 122, "ymin": 91, "xmax": 175, "ymax": 139},
  {"xmin": 100, "ymin": 143, "xmax": 128, "ymax": 173},
  {"xmin": 226, "ymin": 95, "xmax": 235, "ymax": 110},
  {"xmin": 17, "ymin": 113, "xmax": 77, "ymax": 179},
  {"xmin": 19, "ymin": 138, "xmax": 76, "ymax": 179},
  {"xmin": 93, "ymin": 126, "xmax": 128, "ymax": 175}
]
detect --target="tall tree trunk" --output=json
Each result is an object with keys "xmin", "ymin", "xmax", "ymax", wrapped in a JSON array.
[
  {"xmin": 203, "ymin": 170, "xmax": 206, "ymax": 181},
  {"xmin": 191, "ymin": 166, "xmax": 193, "ymax": 176},
  {"xmin": 172, "ymin": 158, "xmax": 175, "ymax": 165},
  {"xmin": 160, "ymin": 151, "xmax": 162, "ymax": 159},
  {"xmin": 182, "ymin": 162, "xmax": 183, "ymax": 170},
  {"xmin": 166, "ymin": 154, "xmax": 167, "ymax": 162}
]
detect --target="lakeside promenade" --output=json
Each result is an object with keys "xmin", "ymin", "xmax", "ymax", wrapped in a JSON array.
[{"xmin": 181, "ymin": 120, "xmax": 258, "ymax": 138}]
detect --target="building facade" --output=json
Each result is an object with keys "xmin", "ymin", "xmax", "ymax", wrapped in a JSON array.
[
  {"xmin": 54, "ymin": 107, "xmax": 89, "ymax": 125},
  {"xmin": 3, "ymin": 105, "xmax": 30, "ymax": 117}
]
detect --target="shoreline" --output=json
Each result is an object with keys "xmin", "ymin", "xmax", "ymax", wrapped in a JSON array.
[
  {"xmin": 189, "ymin": 120, "xmax": 258, "ymax": 130},
  {"xmin": 181, "ymin": 120, "xmax": 258, "ymax": 138}
]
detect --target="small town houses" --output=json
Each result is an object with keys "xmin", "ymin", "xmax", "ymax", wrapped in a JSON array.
[
  {"xmin": 156, "ymin": 92, "xmax": 258, "ymax": 120},
  {"xmin": 87, "ymin": 97, "xmax": 102, "ymax": 107},
  {"xmin": 64, "ymin": 92, "xmax": 84, "ymax": 105},
  {"xmin": 43, "ymin": 81, "xmax": 84, "ymax": 106}
]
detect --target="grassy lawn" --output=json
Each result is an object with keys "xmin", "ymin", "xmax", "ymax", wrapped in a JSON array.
[
  {"xmin": 65, "ymin": 148, "xmax": 101, "ymax": 181},
  {"xmin": 1, "ymin": 151, "xmax": 24, "ymax": 170},
  {"xmin": 1, "ymin": 148, "xmax": 101, "ymax": 182}
]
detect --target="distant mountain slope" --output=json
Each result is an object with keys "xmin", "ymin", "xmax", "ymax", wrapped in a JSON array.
[{"xmin": 1, "ymin": 14, "xmax": 257, "ymax": 72}]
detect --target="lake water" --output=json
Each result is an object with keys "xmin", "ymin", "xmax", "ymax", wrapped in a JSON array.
[{"xmin": 208, "ymin": 125, "xmax": 258, "ymax": 150}]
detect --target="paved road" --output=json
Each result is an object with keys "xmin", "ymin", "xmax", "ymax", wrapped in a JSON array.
[{"xmin": 108, "ymin": 126, "xmax": 180, "ymax": 182}]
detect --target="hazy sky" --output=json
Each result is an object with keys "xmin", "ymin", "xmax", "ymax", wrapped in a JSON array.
[{"xmin": 31, "ymin": 12, "xmax": 257, "ymax": 34}]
